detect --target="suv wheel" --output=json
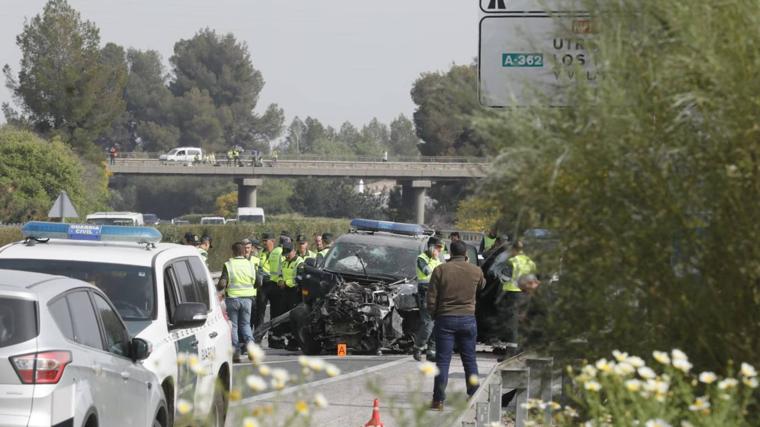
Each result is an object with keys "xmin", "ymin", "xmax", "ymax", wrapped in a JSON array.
[
  {"xmin": 207, "ymin": 380, "xmax": 227, "ymax": 427},
  {"xmin": 290, "ymin": 304, "xmax": 322, "ymax": 355}
]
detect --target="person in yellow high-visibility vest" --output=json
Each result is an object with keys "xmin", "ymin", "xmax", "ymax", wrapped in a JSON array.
[
  {"xmin": 315, "ymin": 233, "xmax": 333, "ymax": 267},
  {"xmin": 253, "ymin": 233, "xmax": 277, "ymax": 344},
  {"xmin": 479, "ymin": 226, "xmax": 499, "ymax": 254},
  {"xmin": 497, "ymin": 240, "xmax": 536, "ymax": 357},
  {"xmin": 216, "ymin": 241, "xmax": 256, "ymax": 362},
  {"xmin": 271, "ymin": 241, "xmax": 303, "ymax": 351},
  {"xmin": 413, "ymin": 236, "xmax": 444, "ymax": 362}
]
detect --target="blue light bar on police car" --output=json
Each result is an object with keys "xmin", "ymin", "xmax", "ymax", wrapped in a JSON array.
[
  {"xmin": 350, "ymin": 218, "xmax": 426, "ymax": 236},
  {"xmin": 21, "ymin": 221, "xmax": 162, "ymax": 244}
]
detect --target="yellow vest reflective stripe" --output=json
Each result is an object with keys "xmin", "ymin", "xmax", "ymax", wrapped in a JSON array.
[
  {"xmin": 281, "ymin": 256, "xmax": 304, "ymax": 288},
  {"xmin": 224, "ymin": 257, "xmax": 256, "ymax": 297},
  {"xmin": 502, "ymin": 253, "xmax": 537, "ymax": 292},
  {"xmin": 483, "ymin": 236, "xmax": 497, "ymax": 252},
  {"xmin": 268, "ymin": 247, "xmax": 283, "ymax": 281},
  {"xmin": 416, "ymin": 252, "xmax": 441, "ymax": 284}
]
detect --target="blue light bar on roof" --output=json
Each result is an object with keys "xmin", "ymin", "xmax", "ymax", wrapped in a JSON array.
[
  {"xmin": 350, "ymin": 218, "xmax": 426, "ymax": 236},
  {"xmin": 22, "ymin": 221, "xmax": 162, "ymax": 244}
]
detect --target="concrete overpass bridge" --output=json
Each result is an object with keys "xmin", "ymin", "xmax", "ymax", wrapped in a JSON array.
[{"xmin": 108, "ymin": 154, "xmax": 490, "ymax": 223}]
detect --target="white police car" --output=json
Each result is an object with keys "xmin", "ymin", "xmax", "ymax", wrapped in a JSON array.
[{"xmin": 0, "ymin": 222, "xmax": 233, "ymax": 427}]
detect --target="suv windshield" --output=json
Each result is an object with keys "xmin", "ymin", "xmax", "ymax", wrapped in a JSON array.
[
  {"xmin": 0, "ymin": 260, "xmax": 154, "ymax": 321},
  {"xmin": 0, "ymin": 297, "xmax": 37, "ymax": 348},
  {"xmin": 238, "ymin": 215, "xmax": 264, "ymax": 223},
  {"xmin": 324, "ymin": 241, "xmax": 420, "ymax": 279}
]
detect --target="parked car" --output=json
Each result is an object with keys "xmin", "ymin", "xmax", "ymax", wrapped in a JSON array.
[
  {"xmin": 0, "ymin": 269, "xmax": 165, "ymax": 427},
  {"xmin": 236, "ymin": 207, "xmax": 265, "ymax": 224},
  {"xmin": 159, "ymin": 147, "xmax": 203, "ymax": 165},
  {"xmin": 86, "ymin": 212, "xmax": 144, "ymax": 226},
  {"xmin": 0, "ymin": 222, "xmax": 233, "ymax": 426},
  {"xmin": 200, "ymin": 216, "xmax": 225, "ymax": 225}
]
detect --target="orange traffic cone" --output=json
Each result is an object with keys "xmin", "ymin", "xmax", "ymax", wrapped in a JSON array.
[{"xmin": 364, "ymin": 398, "xmax": 384, "ymax": 427}]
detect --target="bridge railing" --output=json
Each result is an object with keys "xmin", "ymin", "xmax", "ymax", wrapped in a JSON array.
[{"xmin": 109, "ymin": 151, "xmax": 489, "ymax": 164}]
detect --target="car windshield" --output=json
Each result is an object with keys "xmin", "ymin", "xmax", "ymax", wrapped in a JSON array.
[
  {"xmin": 324, "ymin": 241, "xmax": 420, "ymax": 279},
  {"xmin": 0, "ymin": 259, "xmax": 154, "ymax": 321},
  {"xmin": 167, "ymin": 148, "xmax": 179, "ymax": 155},
  {"xmin": 0, "ymin": 297, "xmax": 38, "ymax": 348},
  {"xmin": 86, "ymin": 217, "xmax": 136, "ymax": 226}
]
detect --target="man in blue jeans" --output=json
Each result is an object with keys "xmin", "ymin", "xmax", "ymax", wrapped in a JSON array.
[
  {"xmin": 427, "ymin": 240, "xmax": 486, "ymax": 410},
  {"xmin": 216, "ymin": 241, "xmax": 257, "ymax": 362}
]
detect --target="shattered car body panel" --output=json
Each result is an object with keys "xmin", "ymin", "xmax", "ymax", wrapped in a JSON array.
[{"xmin": 293, "ymin": 231, "xmax": 429, "ymax": 355}]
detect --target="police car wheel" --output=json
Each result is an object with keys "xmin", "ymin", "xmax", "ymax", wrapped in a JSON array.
[{"xmin": 207, "ymin": 382, "xmax": 227, "ymax": 427}]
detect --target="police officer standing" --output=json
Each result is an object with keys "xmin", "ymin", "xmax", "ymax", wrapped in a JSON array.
[
  {"xmin": 264, "ymin": 233, "xmax": 287, "ymax": 349},
  {"xmin": 273, "ymin": 241, "xmax": 303, "ymax": 351},
  {"xmin": 295, "ymin": 234, "xmax": 316, "ymax": 260},
  {"xmin": 316, "ymin": 233, "xmax": 333, "ymax": 267},
  {"xmin": 413, "ymin": 236, "xmax": 444, "ymax": 361},
  {"xmin": 253, "ymin": 233, "xmax": 276, "ymax": 343},
  {"xmin": 216, "ymin": 242, "xmax": 256, "ymax": 362},
  {"xmin": 497, "ymin": 240, "xmax": 537, "ymax": 357},
  {"xmin": 198, "ymin": 235, "xmax": 212, "ymax": 266}
]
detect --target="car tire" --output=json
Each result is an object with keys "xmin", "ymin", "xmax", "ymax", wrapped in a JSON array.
[
  {"xmin": 207, "ymin": 379, "xmax": 227, "ymax": 427},
  {"xmin": 153, "ymin": 401, "xmax": 168, "ymax": 427},
  {"xmin": 290, "ymin": 304, "xmax": 322, "ymax": 355}
]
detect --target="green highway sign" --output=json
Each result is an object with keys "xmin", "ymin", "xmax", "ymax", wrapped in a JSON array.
[{"xmin": 502, "ymin": 53, "xmax": 544, "ymax": 67}]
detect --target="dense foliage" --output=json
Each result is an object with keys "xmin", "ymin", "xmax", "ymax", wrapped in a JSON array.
[
  {"xmin": 477, "ymin": 0, "xmax": 760, "ymax": 371},
  {"xmin": 0, "ymin": 127, "xmax": 106, "ymax": 222}
]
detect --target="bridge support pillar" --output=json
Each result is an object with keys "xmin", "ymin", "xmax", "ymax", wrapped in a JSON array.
[
  {"xmin": 403, "ymin": 180, "xmax": 431, "ymax": 224},
  {"xmin": 236, "ymin": 178, "xmax": 263, "ymax": 208}
]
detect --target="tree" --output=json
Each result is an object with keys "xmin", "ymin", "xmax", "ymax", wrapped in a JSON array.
[
  {"xmin": 411, "ymin": 64, "xmax": 493, "ymax": 157},
  {"xmin": 388, "ymin": 114, "xmax": 421, "ymax": 156},
  {"xmin": 169, "ymin": 28, "xmax": 283, "ymax": 151},
  {"xmin": 0, "ymin": 126, "xmax": 100, "ymax": 222},
  {"xmin": 215, "ymin": 191, "xmax": 237, "ymax": 218},
  {"xmin": 288, "ymin": 178, "xmax": 386, "ymax": 219},
  {"xmin": 477, "ymin": 0, "xmax": 760, "ymax": 372},
  {"xmin": 3, "ymin": 0, "xmax": 127, "ymax": 156}
]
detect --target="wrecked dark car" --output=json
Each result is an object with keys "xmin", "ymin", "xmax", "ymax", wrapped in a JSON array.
[{"xmin": 290, "ymin": 219, "xmax": 433, "ymax": 355}]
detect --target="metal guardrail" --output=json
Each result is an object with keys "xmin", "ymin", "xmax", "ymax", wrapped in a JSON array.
[
  {"xmin": 110, "ymin": 152, "xmax": 489, "ymax": 163},
  {"xmin": 455, "ymin": 353, "xmax": 558, "ymax": 427}
]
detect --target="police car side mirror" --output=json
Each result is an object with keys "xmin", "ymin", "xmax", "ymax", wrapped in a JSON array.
[
  {"xmin": 304, "ymin": 258, "xmax": 316, "ymax": 268},
  {"xmin": 172, "ymin": 302, "xmax": 208, "ymax": 329},
  {"xmin": 130, "ymin": 337, "xmax": 152, "ymax": 361}
]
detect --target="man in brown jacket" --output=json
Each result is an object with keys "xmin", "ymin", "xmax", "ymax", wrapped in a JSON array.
[{"xmin": 427, "ymin": 240, "xmax": 486, "ymax": 410}]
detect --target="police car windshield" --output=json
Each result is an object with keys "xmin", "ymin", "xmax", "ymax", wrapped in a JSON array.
[
  {"xmin": 0, "ymin": 259, "xmax": 154, "ymax": 321},
  {"xmin": 324, "ymin": 241, "xmax": 419, "ymax": 279}
]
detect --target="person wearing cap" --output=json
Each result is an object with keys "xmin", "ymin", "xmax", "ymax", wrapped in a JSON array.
[
  {"xmin": 263, "ymin": 233, "xmax": 287, "ymax": 348},
  {"xmin": 270, "ymin": 240, "xmax": 303, "ymax": 351},
  {"xmin": 295, "ymin": 234, "xmax": 316, "ymax": 260},
  {"xmin": 252, "ymin": 233, "xmax": 276, "ymax": 340},
  {"xmin": 316, "ymin": 233, "xmax": 333, "ymax": 267},
  {"xmin": 198, "ymin": 235, "xmax": 212, "ymax": 265},
  {"xmin": 216, "ymin": 241, "xmax": 256, "ymax": 362},
  {"xmin": 184, "ymin": 232, "xmax": 200, "ymax": 246},
  {"xmin": 413, "ymin": 236, "xmax": 444, "ymax": 362}
]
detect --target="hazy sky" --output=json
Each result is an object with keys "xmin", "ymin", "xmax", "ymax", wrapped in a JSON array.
[{"xmin": 0, "ymin": 0, "xmax": 477, "ymax": 128}]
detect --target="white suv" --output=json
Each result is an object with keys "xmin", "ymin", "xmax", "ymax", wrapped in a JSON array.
[{"xmin": 0, "ymin": 222, "xmax": 233, "ymax": 426}]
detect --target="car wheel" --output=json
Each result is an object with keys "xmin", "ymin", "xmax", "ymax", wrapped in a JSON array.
[
  {"xmin": 290, "ymin": 304, "xmax": 322, "ymax": 355},
  {"xmin": 207, "ymin": 380, "xmax": 227, "ymax": 427}
]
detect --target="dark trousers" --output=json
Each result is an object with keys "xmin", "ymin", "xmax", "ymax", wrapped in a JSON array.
[
  {"xmin": 253, "ymin": 281, "xmax": 274, "ymax": 333},
  {"xmin": 414, "ymin": 284, "xmax": 435, "ymax": 350},
  {"xmin": 270, "ymin": 286, "xmax": 300, "ymax": 341},
  {"xmin": 433, "ymin": 315, "xmax": 479, "ymax": 402},
  {"xmin": 498, "ymin": 291, "xmax": 524, "ymax": 345}
]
